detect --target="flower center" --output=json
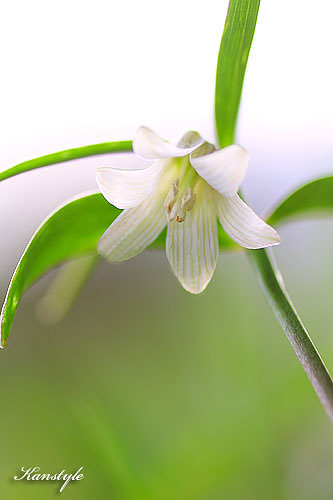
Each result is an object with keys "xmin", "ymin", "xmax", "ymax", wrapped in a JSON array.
[{"xmin": 164, "ymin": 159, "xmax": 198, "ymax": 223}]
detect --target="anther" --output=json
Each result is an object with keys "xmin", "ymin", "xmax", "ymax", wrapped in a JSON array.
[
  {"xmin": 180, "ymin": 187, "xmax": 196, "ymax": 211},
  {"xmin": 176, "ymin": 208, "xmax": 186, "ymax": 223},
  {"xmin": 168, "ymin": 201, "xmax": 179, "ymax": 222},
  {"xmin": 171, "ymin": 178, "xmax": 180, "ymax": 195},
  {"xmin": 164, "ymin": 178, "xmax": 180, "ymax": 215},
  {"xmin": 164, "ymin": 180, "xmax": 196, "ymax": 224}
]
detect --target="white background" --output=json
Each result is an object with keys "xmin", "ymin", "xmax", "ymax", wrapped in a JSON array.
[{"xmin": 1, "ymin": 0, "xmax": 333, "ymax": 278}]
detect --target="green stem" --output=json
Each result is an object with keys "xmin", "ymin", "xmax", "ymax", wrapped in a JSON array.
[
  {"xmin": 214, "ymin": 0, "xmax": 333, "ymax": 420},
  {"xmin": 0, "ymin": 140, "xmax": 133, "ymax": 182},
  {"xmin": 249, "ymin": 248, "xmax": 333, "ymax": 422}
]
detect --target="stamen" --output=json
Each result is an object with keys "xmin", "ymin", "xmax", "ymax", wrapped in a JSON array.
[
  {"xmin": 171, "ymin": 178, "xmax": 180, "ymax": 195},
  {"xmin": 176, "ymin": 208, "xmax": 186, "ymax": 223},
  {"xmin": 181, "ymin": 187, "xmax": 196, "ymax": 211},
  {"xmin": 164, "ymin": 178, "xmax": 179, "ymax": 215},
  {"xmin": 164, "ymin": 174, "xmax": 197, "ymax": 224},
  {"xmin": 168, "ymin": 201, "xmax": 179, "ymax": 222}
]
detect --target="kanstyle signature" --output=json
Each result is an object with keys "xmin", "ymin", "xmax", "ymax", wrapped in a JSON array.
[{"xmin": 14, "ymin": 466, "xmax": 84, "ymax": 493}]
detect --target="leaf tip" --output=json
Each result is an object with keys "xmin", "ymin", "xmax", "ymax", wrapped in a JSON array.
[{"xmin": 0, "ymin": 314, "xmax": 9, "ymax": 349}]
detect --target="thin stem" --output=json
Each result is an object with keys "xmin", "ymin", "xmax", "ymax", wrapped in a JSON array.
[
  {"xmin": 249, "ymin": 248, "xmax": 333, "ymax": 421},
  {"xmin": 0, "ymin": 140, "xmax": 133, "ymax": 183},
  {"xmin": 215, "ymin": 0, "xmax": 333, "ymax": 420}
]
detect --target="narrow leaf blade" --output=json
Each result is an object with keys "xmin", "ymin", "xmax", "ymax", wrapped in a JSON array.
[
  {"xmin": 267, "ymin": 176, "xmax": 333, "ymax": 226},
  {"xmin": 215, "ymin": 0, "xmax": 260, "ymax": 147},
  {"xmin": 0, "ymin": 192, "xmax": 120, "ymax": 346},
  {"xmin": 0, "ymin": 141, "xmax": 133, "ymax": 183}
]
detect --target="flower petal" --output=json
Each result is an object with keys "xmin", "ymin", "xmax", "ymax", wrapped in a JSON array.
[
  {"xmin": 190, "ymin": 144, "xmax": 249, "ymax": 197},
  {"xmin": 166, "ymin": 183, "xmax": 218, "ymax": 294},
  {"xmin": 134, "ymin": 126, "xmax": 203, "ymax": 160},
  {"xmin": 217, "ymin": 194, "xmax": 281, "ymax": 249},
  {"xmin": 96, "ymin": 160, "xmax": 164, "ymax": 209},
  {"xmin": 98, "ymin": 189, "xmax": 167, "ymax": 262}
]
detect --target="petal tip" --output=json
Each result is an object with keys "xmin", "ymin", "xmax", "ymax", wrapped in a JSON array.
[
  {"xmin": 133, "ymin": 126, "xmax": 159, "ymax": 159},
  {"xmin": 235, "ymin": 144, "xmax": 250, "ymax": 164},
  {"xmin": 97, "ymin": 237, "xmax": 108, "ymax": 259},
  {"xmin": 271, "ymin": 231, "xmax": 282, "ymax": 246},
  {"xmin": 134, "ymin": 126, "xmax": 204, "ymax": 160},
  {"xmin": 176, "ymin": 130, "xmax": 204, "ymax": 150},
  {"xmin": 95, "ymin": 166, "xmax": 107, "ymax": 181},
  {"xmin": 245, "ymin": 230, "xmax": 282, "ymax": 249},
  {"xmin": 263, "ymin": 227, "xmax": 282, "ymax": 248},
  {"xmin": 180, "ymin": 281, "xmax": 211, "ymax": 294},
  {"xmin": 218, "ymin": 194, "xmax": 282, "ymax": 249}
]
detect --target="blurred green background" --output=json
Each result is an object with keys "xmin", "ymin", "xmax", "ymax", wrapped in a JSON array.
[
  {"xmin": 0, "ymin": 218, "xmax": 332, "ymax": 499},
  {"xmin": 2, "ymin": 0, "xmax": 333, "ymax": 497}
]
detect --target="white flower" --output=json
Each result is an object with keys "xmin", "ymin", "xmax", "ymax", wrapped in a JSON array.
[{"xmin": 96, "ymin": 127, "xmax": 280, "ymax": 294}]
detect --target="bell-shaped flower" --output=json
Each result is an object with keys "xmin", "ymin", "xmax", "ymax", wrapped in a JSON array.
[{"xmin": 96, "ymin": 127, "xmax": 280, "ymax": 293}]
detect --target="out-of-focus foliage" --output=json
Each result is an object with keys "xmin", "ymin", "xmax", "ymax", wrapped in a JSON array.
[
  {"xmin": 268, "ymin": 176, "xmax": 333, "ymax": 226},
  {"xmin": 0, "ymin": 237, "xmax": 332, "ymax": 499}
]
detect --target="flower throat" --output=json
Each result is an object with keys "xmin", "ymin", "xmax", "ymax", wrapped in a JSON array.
[{"xmin": 164, "ymin": 159, "xmax": 198, "ymax": 223}]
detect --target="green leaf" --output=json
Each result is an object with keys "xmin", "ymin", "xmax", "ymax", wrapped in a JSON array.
[
  {"xmin": 267, "ymin": 176, "xmax": 333, "ymax": 226},
  {"xmin": 0, "ymin": 141, "xmax": 133, "ymax": 183},
  {"xmin": 0, "ymin": 192, "xmax": 120, "ymax": 347},
  {"xmin": 0, "ymin": 192, "xmax": 238, "ymax": 346},
  {"xmin": 215, "ymin": 0, "xmax": 260, "ymax": 147}
]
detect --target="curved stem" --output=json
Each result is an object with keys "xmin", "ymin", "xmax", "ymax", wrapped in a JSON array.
[
  {"xmin": 215, "ymin": 0, "xmax": 333, "ymax": 420},
  {"xmin": 0, "ymin": 140, "xmax": 133, "ymax": 183},
  {"xmin": 249, "ymin": 248, "xmax": 333, "ymax": 421}
]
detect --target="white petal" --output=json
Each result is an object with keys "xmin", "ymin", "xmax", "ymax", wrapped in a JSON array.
[
  {"xmin": 217, "ymin": 194, "xmax": 281, "ymax": 249},
  {"xmin": 96, "ymin": 160, "xmax": 164, "ymax": 209},
  {"xmin": 176, "ymin": 131, "xmax": 204, "ymax": 149},
  {"xmin": 166, "ymin": 184, "xmax": 218, "ymax": 294},
  {"xmin": 134, "ymin": 126, "xmax": 203, "ymax": 160},
  {"xmin": 190, "ymin": 144, "xmax": 249, "ymax": 197},
  {"xmin": 98, "ymin": 189, "xmax": 167, "ymax": 262}
]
